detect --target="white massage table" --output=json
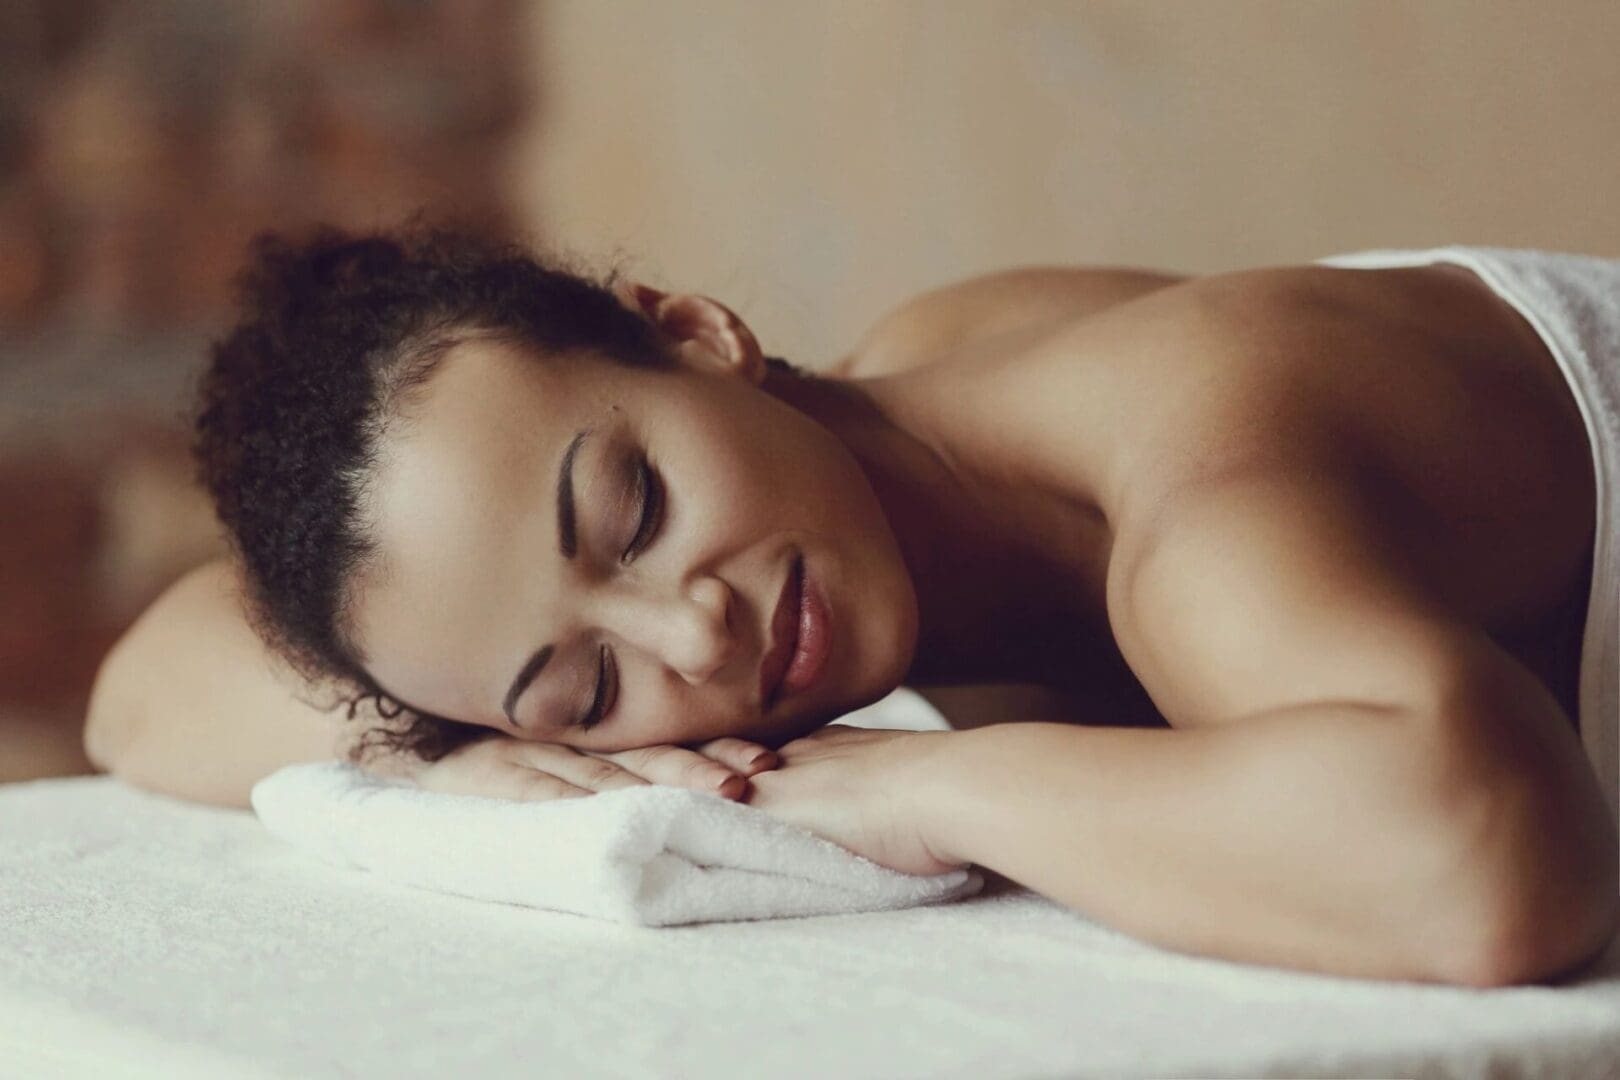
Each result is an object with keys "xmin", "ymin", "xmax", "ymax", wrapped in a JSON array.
[{"xmin": 5, "ymin": 708, "xmax": 1620, "ymax": 1079}]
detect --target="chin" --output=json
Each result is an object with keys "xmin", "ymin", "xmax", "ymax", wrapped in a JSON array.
[
  {"xmin": 778, "ymin": 676, "xmax": 900, "ymax": 746},
  {"xmin": 754, "ymin": 710, "xmax": 842, "ymax": 750}
]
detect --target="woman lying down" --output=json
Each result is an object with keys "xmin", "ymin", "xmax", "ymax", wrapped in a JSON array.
[{"xmin": 85, "ymin": 223, "xmax": 1619, "ymax": 987}]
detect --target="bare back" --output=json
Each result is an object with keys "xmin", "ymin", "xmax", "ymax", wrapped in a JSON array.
[{"xmin": 851, "ymin": 262, "xmax": 1596, "ymax": 734}]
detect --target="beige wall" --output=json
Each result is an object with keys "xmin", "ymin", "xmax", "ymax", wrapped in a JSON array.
[{"xmin": 512, "ymin": 0, "xmax": 1620, "ymax": 367}]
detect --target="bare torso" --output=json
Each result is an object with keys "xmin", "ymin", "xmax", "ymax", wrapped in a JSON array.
[{"xmin": 857, "ymin": 261, "xmax": 1596, "ymax": 736}]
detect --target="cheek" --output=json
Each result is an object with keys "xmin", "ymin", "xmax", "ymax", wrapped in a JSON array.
[{"xmin": 694, "ymin": 401, "xmax": 858, "ymax": 527}]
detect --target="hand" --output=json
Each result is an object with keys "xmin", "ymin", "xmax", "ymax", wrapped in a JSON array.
[
  {"xmin": 413, "ymin": 735, "xmax": 780, "ymax": 803},
  {"xmin": 743, "ymin": 724, "xmax": 968, "ymax": 877}
]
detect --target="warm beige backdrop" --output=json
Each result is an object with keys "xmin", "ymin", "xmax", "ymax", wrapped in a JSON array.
[{"xmin": 514, "ymin": 0, "xmax": 1620, "ymax": 367}]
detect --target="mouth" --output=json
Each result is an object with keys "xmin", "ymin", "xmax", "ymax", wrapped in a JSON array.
[{"xmin": 759, "ymin": 551, "xmax": 831, "ymax": 710}]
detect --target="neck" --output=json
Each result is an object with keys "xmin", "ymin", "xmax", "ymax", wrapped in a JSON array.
[{"xmin": 762, "ymin": 362, "xmax": 1117, "ymax": 689}]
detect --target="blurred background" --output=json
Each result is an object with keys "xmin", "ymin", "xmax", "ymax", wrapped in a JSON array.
[{"xmin": 3, "ymin": 0, "xmax": 1618, "ymax": 781}]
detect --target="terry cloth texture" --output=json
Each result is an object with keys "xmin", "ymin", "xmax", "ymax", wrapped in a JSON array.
[
  {"xmin": 250, "ymin": 686, "xmax": 983, "ymax": 926},
  {"xmin": 5, "ymin": 764, "xmax": 1620, "ymax": 1078}
]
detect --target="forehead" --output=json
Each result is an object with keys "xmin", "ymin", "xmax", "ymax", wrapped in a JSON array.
[
  {"xmin": 374, "ymin": 336, "xmax": 587, "ymax": 539},
  {"xmin": 350, "ymin": 338, "xmax": 603, "ymax": 702},
  {"xmin": 396, "ymin": 335, "xmax": 585, "ymax": 453}
]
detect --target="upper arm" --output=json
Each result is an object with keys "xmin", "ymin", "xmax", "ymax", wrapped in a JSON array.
[
  {"xmin": 87, "ymin": 557, "xmax": 354, "ymax": 806},
  {"xmin": 1117, "ymin": 467, "xmax": 1620, "ymax": 977},
  {"xmin": 1114, "ymin": 468, "xmax": 1485, "ymax": 729}
]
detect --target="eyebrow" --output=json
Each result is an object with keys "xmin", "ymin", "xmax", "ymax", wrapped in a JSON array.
[
  {"xmin": 501, "ymin": 427, "xmax": 589, "ymax": 726},
  {"xmin": 556, "ymin": 427, "xmax": 589, "ymax": 559},
  {"xmin": 502, "ymin": 644, "xmax": 555, "ymax": 727}
]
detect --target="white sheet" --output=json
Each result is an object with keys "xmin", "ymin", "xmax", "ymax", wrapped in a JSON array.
[{"xmin": 5, "ymin": 694, "xmax": 1620, "ymax": 1078}]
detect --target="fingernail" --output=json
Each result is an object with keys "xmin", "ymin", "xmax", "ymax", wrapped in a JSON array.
[
  {"xmin": 748, "ymin": 752, "xmax": 776, "ymax": 769},
  {"xmin": 715, "ymin": 774, "xmax": 746, "ymax": 799}
]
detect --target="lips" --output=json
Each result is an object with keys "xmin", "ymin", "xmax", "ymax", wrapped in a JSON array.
[
  {"xmin": 758, "ymin": 551, "xmax": 833, "ymax": 711},
  {"xmin": 759, "ymin": 555, "xmax": 804, "ymax": 708}
]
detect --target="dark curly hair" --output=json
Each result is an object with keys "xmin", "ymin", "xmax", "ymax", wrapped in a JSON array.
[{"xmin": 192, "ymin": 217, "xmax": 678, "ymax": 763}]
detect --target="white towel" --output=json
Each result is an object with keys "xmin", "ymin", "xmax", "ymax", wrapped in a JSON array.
[
  {"xmin": 249, "ymin": 689, "xmax": 983, "ymax": 926},
  {"xmin": 250, "ymin": 763, "xmax": 982, "ymax": 926}
]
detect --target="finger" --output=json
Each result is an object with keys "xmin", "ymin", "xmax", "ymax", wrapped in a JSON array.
[
  {"xmin": 604, "ymin": 745, "xmax": 748, "ymax": 799},
  {"xmin": 508, "ymin": 742, "xmax": 651, "ymax": 793},
  {"xmin": 690, "ymin": 737, "xmax": 779, "ymax": 775},
  {"xmin": 418, "ymin": 754, "xmax": 596, "ymax": 802},
  {"xmin": 506, "ymin": 766, "xmax": 596, "ymax": 802}
]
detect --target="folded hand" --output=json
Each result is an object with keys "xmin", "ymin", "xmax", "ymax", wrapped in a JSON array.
[
  {"xmin": 743, "ymin": 724, "xmax": 967, "ymax": 877},
  {"xmin": 414, "ymin": 734, "xmax": 780, "ymax": 802}
]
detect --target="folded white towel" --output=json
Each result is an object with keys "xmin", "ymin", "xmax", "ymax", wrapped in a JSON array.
[
  {"xmin": 252, "ymin": 688, "xmax": 985, "ymax": 925},
  {"xmin": 250, "ymin": 761, "xmax": 982, "ymax": 926}
]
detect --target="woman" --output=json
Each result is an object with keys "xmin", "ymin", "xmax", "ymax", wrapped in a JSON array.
[{"xmin": 85, "ymin": 224, "xmax": 1618, "ymax": 986}]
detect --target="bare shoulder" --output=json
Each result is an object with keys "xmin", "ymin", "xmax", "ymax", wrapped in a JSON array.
[
  {"xmin": 1091, "ymin": 261, "xmax": 1592, "ymax": 731},
  {"xmin": 1107, "ymin": 461, "xmax": 1472, "ymax": 730},
  {"xmin": 833, "ymin": 265, "xmax": 1187, "ymax": 379}
]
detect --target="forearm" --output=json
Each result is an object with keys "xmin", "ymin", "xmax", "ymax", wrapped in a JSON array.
[{"xmin": 914, "ymin": 708, "xmax": 1513, "ymax": 984}]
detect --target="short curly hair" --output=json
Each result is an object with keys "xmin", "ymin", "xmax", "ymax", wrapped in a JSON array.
[{"xmin": 193, "ymin": 217, "xmax": 674, "ymax": 762}]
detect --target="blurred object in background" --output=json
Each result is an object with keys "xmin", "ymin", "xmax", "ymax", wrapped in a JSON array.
[
  {"xmin": 2, "ymin": 0, "xmax": 525, "ymax": 334},
  {"xmin": 0, "ymin": 0, "xmax": 532, "ymax": 780},
  {"xmin": 528, "ymin": 0, "xmax": 1620, "ymax": 367}
]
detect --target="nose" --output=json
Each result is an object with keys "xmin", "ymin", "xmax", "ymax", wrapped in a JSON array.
[{"xmin": 597, "ymin": 574, "xmax": 736, "ymax": 685}]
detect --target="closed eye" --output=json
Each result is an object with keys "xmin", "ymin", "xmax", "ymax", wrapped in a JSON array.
[
  {"xmin": 575, "ymin": 458, "xmax": 658, "ymax": 731},
  {"xmin": 621, "ymin": 457, "xmax": 664, "ymax": 563},
  {"xmin": 579, "ymin": 643, "xmax": 616, "ymax": 730}
]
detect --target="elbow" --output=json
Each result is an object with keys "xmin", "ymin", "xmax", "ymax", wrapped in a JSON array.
[
  {"xmin": 1437, "ymin": 776, "xmax": 1620, "ymax": 988},
  {"xmin": 1503, "ymin": 897, "xmax": 1618, "ymax": 988},
  {"xmin": 82, "ymin": 708, "xmax": 122, "ymax": 776},
  {"xmin": 1409, "ymin": 668, "xmax": 1620, "ymax": 988},
  {"xmin": 1465, "ymin": 855, "xmax": 1619, "ymax": 988},
  {"xmin": 81, "ymin": 712, "xmax": 114, "ymax": 774},
  {"xmin": 1450, "ymin": 883, "xmax": 1619, "ymax": 989},
  {"xmin": 83, "ymin": 641, "xmax": 142, "ymax": 774},
  {"xmin": 82, "ymin": 709, "xmax": 136, "ymax": 776}
]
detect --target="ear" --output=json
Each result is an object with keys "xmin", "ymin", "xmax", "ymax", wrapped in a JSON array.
[
  {"xmin": 611, "ymin": 279, "xmax": 765, "ymax": 386},
  {"xmin": 611, "ymin": 280, "xmax": 668, "ymax": 320}
]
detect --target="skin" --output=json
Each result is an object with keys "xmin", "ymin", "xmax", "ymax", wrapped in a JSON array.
[
  {"xmin": 352, "ymin": 287, "xmax": 920, "ymax": 757},
  {"xmin": 355, "ymin": 263, "xmax": 1598, "ymax": 760},
  {"xmin": 82, "ymin": 259, "xmax": 1616, "ymax": 983}
]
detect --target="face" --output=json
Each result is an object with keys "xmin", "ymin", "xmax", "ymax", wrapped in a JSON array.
[{"xmin": 350, "ymin": 294, "xmax": 918, "ymax": 753}]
